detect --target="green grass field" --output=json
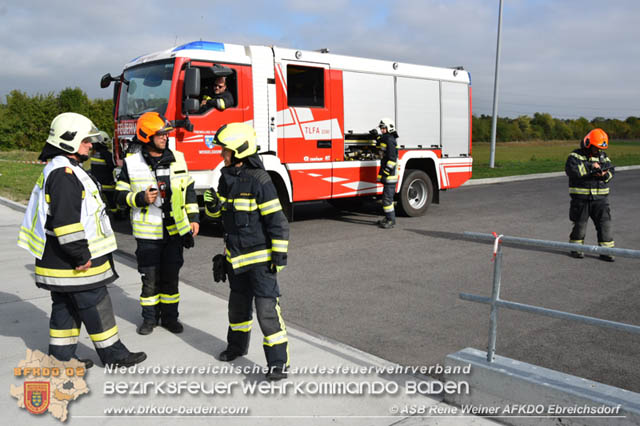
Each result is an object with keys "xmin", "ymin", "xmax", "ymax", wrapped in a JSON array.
[
  {"xmin": 0, "ymin": 152, "xmax": 44, "ymax": 203},
  {"xmin": 1, "ymin": 141, "xmax": 639, "ymax": 202},
  {"xmin": 471, "ymin": 140, "xmax": 640, "ymax": 179}
]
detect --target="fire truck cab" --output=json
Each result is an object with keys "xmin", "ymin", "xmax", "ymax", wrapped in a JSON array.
[{"xmin": 101, "ymin": 41, "xmax": 472, "ymax": 219}]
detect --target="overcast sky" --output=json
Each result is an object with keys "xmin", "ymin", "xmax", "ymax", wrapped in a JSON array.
[{"xmin": 1, "ymin": 0, "xmax": 638, "ymax": 119}]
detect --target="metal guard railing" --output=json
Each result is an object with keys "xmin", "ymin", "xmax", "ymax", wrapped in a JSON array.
[{"xmin": 459, "ymin": 232, "xmax": 640, "ymax": 363}]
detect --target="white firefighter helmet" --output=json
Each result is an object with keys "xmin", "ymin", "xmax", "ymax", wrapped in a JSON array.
[
  {"xmin": 46, "ymin": 112, "xmax": 101, "ymax": 153},
  {"xmin": 98, "ymin": 130, "xmax": 112, "ymax": 145},
  {"xmin": 379, "ymin": 117, "xmax": 396, "ymax": 133}
]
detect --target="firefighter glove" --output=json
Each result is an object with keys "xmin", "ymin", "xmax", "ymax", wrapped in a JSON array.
[
  {"xmin": 270, "ymin": 252, "xmax": 287, "ymax": 274},
  {"xmin": 212, "ymin": 254, "xmax": 227, "ymax": 283},
  {"xmin": 204, "ymin": 188, "xmax": 218, "ymax": 209},
  {"xmin": 270, "ymin": 263, "xmax": 286, "ymax": 274},
  {"xmin": 182, "ymin": 232, "xmax": 195, "ymax": 249}
]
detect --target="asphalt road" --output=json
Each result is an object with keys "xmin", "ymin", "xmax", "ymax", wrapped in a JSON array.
[{"xmin": 111, "ymin": 169, "xmax": 640, "ymax": 392}]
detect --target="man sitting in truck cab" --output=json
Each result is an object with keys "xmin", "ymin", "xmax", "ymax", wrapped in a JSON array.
[{"xmin": 199, "ymin": 76, "xmax": 234, "ymax": 113}]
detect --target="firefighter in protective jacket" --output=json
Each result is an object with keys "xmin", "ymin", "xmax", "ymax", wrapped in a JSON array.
[
  {"xmin": 565, "ymin": 128, "xmax": 615, "ymax": 261},
  {"xmin": 375, "ymin": 117, "xmax": 399, "ymax": 229},
  {"xmin": 89, "ymin": 131, "xmax": 118, "ymax": 214},
  {"xmin": 115, "ymin": 112, "xmax": 200, "ymax": 335},
  {"xmin": 204, "ymin": 122, "xmax": 290, "ymax": 381},
  {"xmin": 18, "ymin": 112, "xmax": 146, "ymax": 368}
]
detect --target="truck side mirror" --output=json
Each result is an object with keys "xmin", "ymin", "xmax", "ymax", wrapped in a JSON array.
[
  {"xmin": 184, "ymin": 68, "xmax": 201, "ymax": 98},
  {"xmin": 101, "ymin": 73, "xmax": 114, "ymax": 88},
  {"xmin": 183, "ymin": 98, "xmax": 200, "ymax": 115}
]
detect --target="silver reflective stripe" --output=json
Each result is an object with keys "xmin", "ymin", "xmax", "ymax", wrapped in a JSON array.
[
  {"xmin": 36, "ymin": 269, "xmax": 115, "ymax": 286},
  {"xmin": 93, "ymin": 333, "xmax": 120, "ymax": 349},
  {"xmin": 58, "ymin": 231, "xmax": 86, "ymax": 245},
  {"xmin": 49, "ymin": 336, "xmax": 79, "ymax": 346}
]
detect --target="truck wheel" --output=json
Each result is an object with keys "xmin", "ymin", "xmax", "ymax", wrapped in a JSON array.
[{"xmin": 398, "ymin": 169, "xmax": 433, "ymax": 217}]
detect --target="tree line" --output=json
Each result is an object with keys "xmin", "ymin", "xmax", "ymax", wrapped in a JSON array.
[
  {"xmin": 0, "ymin": 88, "xmax": 113, "ymax": 151},
  {"xmin": 473, "ymin": 113, "xmax": 640, "ymax": 142},
  {"xmin": 1, "ymin": 88, "xmax": 639, "ymax": 152}
]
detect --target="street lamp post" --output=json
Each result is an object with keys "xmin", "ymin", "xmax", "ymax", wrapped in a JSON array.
[{"xmin": 489, "ymin": 0, "xmax": 504, "ymax": 168}]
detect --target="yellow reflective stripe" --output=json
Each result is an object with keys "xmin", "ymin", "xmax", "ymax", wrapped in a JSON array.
[
  {"xmin": 386, "ymin": 160, "xmax": 396, "ymax": 167},
  {"xmin": 383, "ymin": 204, "xmax": 395, "ymax": 212},
  {"xmin": 259, "ymin": 199, "xmax": 282, "ymax": 216},
  {"xmin": 205, "ymin": 206, "xmax": 221, "ymax": 218},
  {"xmin": 90, "ymin": 325, "xmax": 118, "ymax": 342},
  {"xmin": 18, "ymin": 233, "xmax": 45, "ymax": 257},
  {"xmin": 125, "ymin": 192, "xmax": 137, "ymax": 208},
  {"xmin": 578, "ymin": 163, "xmax": 587, "ymax": 176},
  {"xmin": 102, "ymin": 184, "xmax": 115, "ymax": 189},
  {"xmin": 53, "ymin": 222, "xmax": 84, "ymax": 236},
  {"xmin": 569, "ymin": 240, "xmax": 584, "ymax": 244},
  {"xmin": 380, "ymin": 143, "xmax": 387, "ymax": 148},
  {"xmin": 159, "ymin": 293, "xmax": 180, "ymax": 304},
  {"xmin": 599, "ymin": 241, "xmax": 615, "ymax": 248},
  {"xmin": 226, "ymin": 249, "xmax": 272, "ymax": 269},
  {"xmin": 19, "ymin": 226, "xmax": 45, "ymax": 246},
  {"xmin": 91, "ymin": 157, "xmax": 106, "ymax": 164},
  {"xmin": 233, "ymin": 198, "xmax": 258, "ymax": 211},
  {"xmin": 271, "ymin": 239, "xmax": 288, "ymax": 253},
  {"xmin": 569, "ymin": 187, "xmax": 610, "ymax": 195},
  {"xmin": 570, "ymin": 152, "xmax": 587, "ymax": 160},
  {"xmin": 166, "ymin": 222, "xmax": 190, "ymax": 236},
  {"xmin": 130, "ymin": 177, "xmax": 155, "ymax": 184},
  {"xmin": 45, "ymin": 194, "xmax": 51, "ymax": 203},
  {"xmin": 185, "ymin": 203, "xmax": 199, "ymax": 214},
  {"xmin": 588, "ymin": 157, "xmax": 600, "ymax": 162},
  {"xmin": 115, "ymin": 180, "xmax": 131, "ymax": 191},
  {"xmin": 35, "ymin": 261, "xmax": 111, "ymax": 278},
  {"xmin": 50, "ymin": 328, "xmax": 80, "ymax": 338},
  {"xmin": 263, "ymin": 330, "xmax": 288, "ymax": 347},
  {"xmin": 230, "ymin": 320, "xmax": 253, "ymax": 332},
  {"xmin": 140, "ymin": 295, "xmax": 160, "ymax": 306},
  {"xmin": 385, "ymin": 175, "xmax": 398, "ymax": 182}
]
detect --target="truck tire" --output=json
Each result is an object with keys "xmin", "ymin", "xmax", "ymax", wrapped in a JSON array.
[{"xmin": 398, "ymin": 169, "xmax": 433, "ymax": 217}]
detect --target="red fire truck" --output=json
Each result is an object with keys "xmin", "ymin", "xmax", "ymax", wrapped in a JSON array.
[{"xmin": 101, "ymin": 41, "xmax": 472, "ymax": 219}]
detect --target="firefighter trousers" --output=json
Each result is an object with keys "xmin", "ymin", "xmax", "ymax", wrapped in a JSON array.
[
  {"xmin": 226, "ymin": 263, "xmax": 289, "ymax": 368},
  {"xmin": 135, "ymin": 237, "xmax": 183, "ymax": 324},
  {"xmin": 569, "ymin": 197, "xmax": 614, "ymax": 247},
  {"xmin": 382, "ymin": 183, "xmax": 396, "ymax": 221},
  {"xmin": 49, "ymin": 286, "xmax": 130, "ymax": 364}
]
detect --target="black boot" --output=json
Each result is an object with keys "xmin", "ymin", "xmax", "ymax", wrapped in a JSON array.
[
  {"xmin": 137, "ymin": 320, "xmax": 157, "ymax": 335},
  {"xmin": 105, "ymin": 352, "xmax": 147, "ymax": 368},
  {"xmin": 219, "ymin": 348, "xmax": 245, "ymax": 362},
  {"xmin": 266, "ymin": 366, "xmax": 288, "ymax": 381},
  {"xmin": 378, "ymin": 218, "xmax": 395, "ymax": 229},
  {"xmin": 161, "ymin": 320, "xmax": 184, "ymax": 334}
]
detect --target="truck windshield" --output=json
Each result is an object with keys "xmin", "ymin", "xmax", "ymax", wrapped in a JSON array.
[{"xmin": 117, "ymin": 60, "xmax": 174, "ymax": 119}]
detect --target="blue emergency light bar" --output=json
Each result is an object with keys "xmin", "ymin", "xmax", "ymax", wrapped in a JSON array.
[{"xmin": 172, "ymin": 41, "xmax": 225, "ymax": 52}]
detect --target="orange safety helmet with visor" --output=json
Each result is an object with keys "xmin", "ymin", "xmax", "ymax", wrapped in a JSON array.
[
  {"xmin": 583, "ymin": 128, "xmax": 609, "ymax": 150},
  {"xmin": 136, "ymin": 112, "xmax": 174, "ymax": 144}
]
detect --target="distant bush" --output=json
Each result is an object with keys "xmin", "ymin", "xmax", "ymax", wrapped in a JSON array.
[
  {"xmin": 0, "ymin": 88, "xmax": 113, "ymax": 151},
  {"xmin": 472, "ymin": 113, "xmax": 640, "ymax": 143}
]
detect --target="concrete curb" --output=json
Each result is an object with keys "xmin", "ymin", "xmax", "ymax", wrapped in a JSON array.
[{"xmin": 444, "ymin": 348, "xmax": 640, "ymax": 426}]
